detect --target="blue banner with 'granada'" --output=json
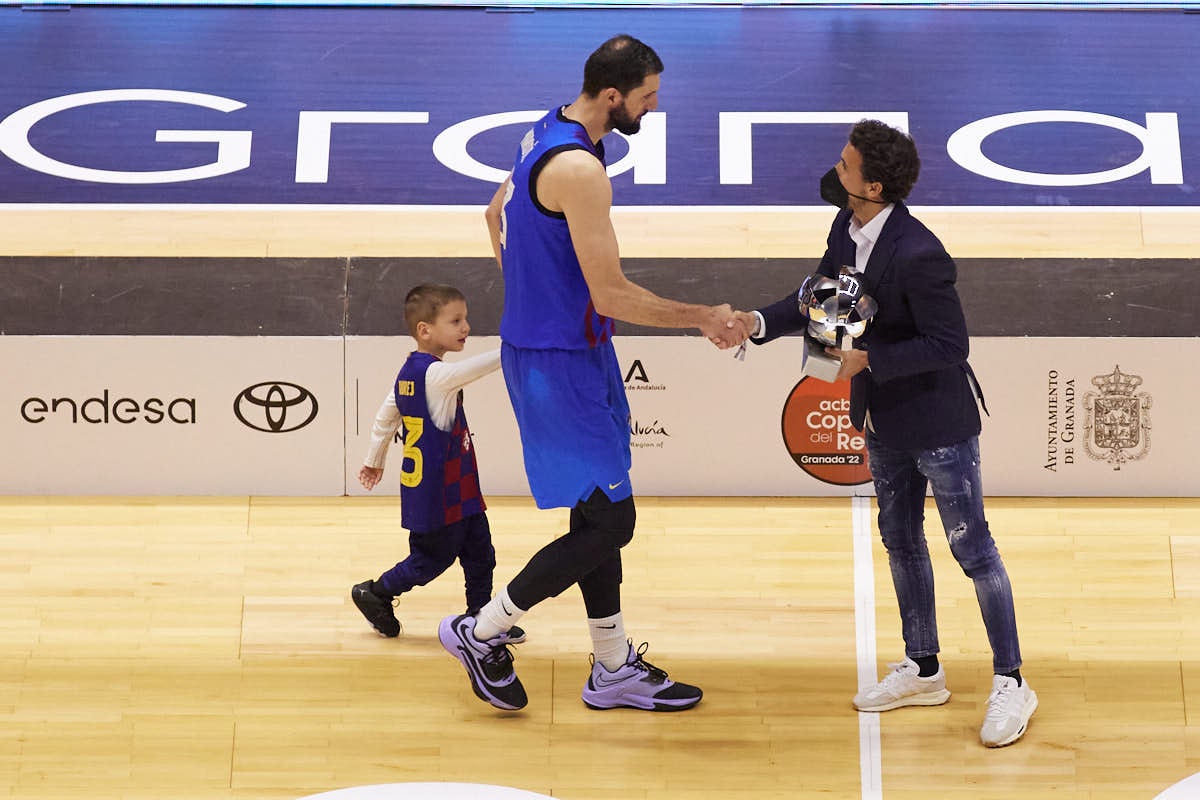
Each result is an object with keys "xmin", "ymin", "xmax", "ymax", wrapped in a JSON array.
[{"xmin": 0, "ymin": 5, "xmax": 1196, "ymax": 206}]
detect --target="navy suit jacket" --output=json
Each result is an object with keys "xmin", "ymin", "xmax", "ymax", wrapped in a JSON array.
[{"xmin": 754, "ymin": 203, "xmax": 985, "ymax": 451}]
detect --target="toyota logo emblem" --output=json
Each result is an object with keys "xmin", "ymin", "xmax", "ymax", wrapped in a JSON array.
[{"xmin": 234, "ymin": 381, "xmax": 319, "ymax": 433}]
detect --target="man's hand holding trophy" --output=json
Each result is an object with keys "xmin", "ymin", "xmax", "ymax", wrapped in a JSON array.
[{"xmin": 798, "ymin": 266, "xmax": 878, "ymax": 382}]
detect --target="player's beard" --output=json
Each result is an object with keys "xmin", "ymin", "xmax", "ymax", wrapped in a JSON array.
[{"xmin": 609, "ymin": 102, "xmax": 642, "ymax": 136}]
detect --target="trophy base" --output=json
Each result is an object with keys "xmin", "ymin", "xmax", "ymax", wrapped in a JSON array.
[{"xmin": 801, "ymin": 338, "xmax": 843, "ymax": 382}]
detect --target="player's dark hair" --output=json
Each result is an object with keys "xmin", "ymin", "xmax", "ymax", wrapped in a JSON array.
[
  {"xmin": 581, "ymin": 34, "xmax": 663, "ymax": 98},
  {"xmin": 849, "ymin": 119, "xmax": 921, "ymax": 203},
  {"xmin": 404, "ymin": 284, "xmax": 464, "ymax": 338}
]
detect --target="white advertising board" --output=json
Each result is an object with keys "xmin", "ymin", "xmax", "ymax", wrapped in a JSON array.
[
  {"xmin": 3, "ymin": 336, "xmax": 345, "ymax": 495},
  {"xmin": 5, "ymin": 335, "xmax": 1194, "ymax": 497},
  {"xmin": 346, "ymin": 335, "xmax": 1199, "ymax": 500},
  {"xmin": 971, "ymin": 337, "xmax": 1198, "ymax": 496}
]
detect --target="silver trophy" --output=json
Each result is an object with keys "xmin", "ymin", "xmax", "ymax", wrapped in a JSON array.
[{"xmin": 797, "ymin": 267, "xmax": 878, "ymax": 382}]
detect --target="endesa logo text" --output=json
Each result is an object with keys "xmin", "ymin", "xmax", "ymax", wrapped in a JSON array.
[
  {"xmin": 21, "ymin": 389, "xmax": 196, "ymax": 424},
  {"xmin": 0, "ymin": 89, "xmax": 1184, "ymax": 189}
]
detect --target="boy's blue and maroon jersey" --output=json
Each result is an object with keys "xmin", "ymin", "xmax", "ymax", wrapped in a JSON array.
[
  {"xmin": 393, "ymin": 351, "xmax": 485, "ymax": 532},
  {"xmin": 499, "ymin": 106, "xmax": 615, "ymax": 350}
]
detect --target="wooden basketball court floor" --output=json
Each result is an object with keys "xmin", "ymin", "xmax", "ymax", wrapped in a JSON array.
[{"xmin": 2, "ymin": 493, "xmax": 1199, "ymax": 799}]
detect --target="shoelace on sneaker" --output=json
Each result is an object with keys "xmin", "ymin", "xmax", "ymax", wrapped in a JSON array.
[
  {"xmin": 629, "ymin": 642, "xmax": 669, "ymax": 683},
  {"xmin": 984, "ymin": 681, "xmax": 1016, "ymax": 723},
  {"xmin": 876, "ymin": 660, "xmax": 918, "ymax": 691},
  {"xmin": 481, "ymin": 642, "xmax": 515, "ymax": 670}
]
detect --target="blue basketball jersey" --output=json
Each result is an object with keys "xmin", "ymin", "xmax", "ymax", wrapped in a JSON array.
[
  {"xmin": 393, "ymin": 351, "xmax": 485, "ymax": 532},
  {"xmin": 499, "ymin": 106, "xmax": 615, "ymax": 350}
]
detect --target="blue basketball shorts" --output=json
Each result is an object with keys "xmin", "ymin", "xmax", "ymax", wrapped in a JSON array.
[{"xmin": 501, "ymin": 341, "xmax": 633, "ymax": 510}]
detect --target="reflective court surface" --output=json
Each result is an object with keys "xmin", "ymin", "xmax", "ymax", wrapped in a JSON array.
[{"xmin": 2, "ymin": 495, "xmax": 1199, "ymax": 799}]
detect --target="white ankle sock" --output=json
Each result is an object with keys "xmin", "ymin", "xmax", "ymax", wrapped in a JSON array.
[
  {"xmin": 589, "ymin": 613, "xmax": 629, "ymax": 671},
  {"xmin": 473, "ymin": 588, "xmax": 525, "ymax": 642}
]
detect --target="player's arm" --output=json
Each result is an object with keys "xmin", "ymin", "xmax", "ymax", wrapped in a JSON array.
[
  {"xmin": 544, "ymin": 151, "xmax": 744, "ymax": 345},
  {"xmin": 427, "ymin": 349, "xmax": 502, "ymax": 393},
  {"xmin": 359, "ymin": 389, "xmax": 402, "ymax": 489},
  {"xmin": 424, "ymin": 350, "xmax": 503, "ymax": 432},
  {"xmin": 483, "ymin": 175, "xmax": 511, "ymax": 270}
]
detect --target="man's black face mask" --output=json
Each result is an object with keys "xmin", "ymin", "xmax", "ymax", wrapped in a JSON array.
[
  {"xmin": 820, "ymin": 165, "xmax": 889, "ymax": 209},
  {"xmin": 819, "ymin": 166, "xmax": 849, "ymax": 209}
]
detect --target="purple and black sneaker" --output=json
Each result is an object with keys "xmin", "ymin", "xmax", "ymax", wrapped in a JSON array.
[
  {"xmin": 582, "ymin": 641, "xmax": 702, "ymax": 712},
  {"xmin": 438, "ymin": 613, "xmax": 527, "ymax": 711}
]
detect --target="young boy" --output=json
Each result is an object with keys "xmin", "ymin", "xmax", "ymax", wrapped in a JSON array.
[{"xmin": 352, "ymin": 283, "xmax": 524, "ymax": 644}]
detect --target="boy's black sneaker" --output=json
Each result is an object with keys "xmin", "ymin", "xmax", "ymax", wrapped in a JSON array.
[
  {"xmin": 494, "ymin": 625, "xmax": 527, "ymax": 645},
  {"xmin": 351, "ymin": 580, "xmax": 401, "ymax": 637}
]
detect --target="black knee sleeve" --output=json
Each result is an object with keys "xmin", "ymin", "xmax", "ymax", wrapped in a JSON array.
[
  {"xmin": 507, "ymin": 492, "xmax": 636, "ymax": 610},
  {"xmin": 578, "ymin": 489, "xmax": 636, "ymax": 549}
]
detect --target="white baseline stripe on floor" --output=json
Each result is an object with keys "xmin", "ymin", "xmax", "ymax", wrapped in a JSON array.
[{"xmin": 852, "ymin": 495, "xmax": 883, "ymax": 800}]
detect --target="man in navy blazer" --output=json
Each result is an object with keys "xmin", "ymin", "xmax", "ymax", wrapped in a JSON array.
[{"xmin": 740, "ymin": 120, "xmax": 1037, "ymax": 747}]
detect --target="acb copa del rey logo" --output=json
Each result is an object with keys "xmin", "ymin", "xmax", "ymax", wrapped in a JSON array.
[{"xmin": 781, "ymin": 377, "xmax": 870, "ymax": 486}]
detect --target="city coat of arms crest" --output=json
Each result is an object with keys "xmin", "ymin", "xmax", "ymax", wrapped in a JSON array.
[{"xmin": 1084, "ymin": 365, "xmax": 1152, "ymax": 470}]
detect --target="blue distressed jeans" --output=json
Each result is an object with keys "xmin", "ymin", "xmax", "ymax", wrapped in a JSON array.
[{"xmin": 866, "ymin": 432, "xmax": 1022, "ymax": 674}]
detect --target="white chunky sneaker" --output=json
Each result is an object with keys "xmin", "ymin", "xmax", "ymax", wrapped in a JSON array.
[
  {"xmin": 980, "ymin": 674, "xmax": 1038, "ymax": 747},
  {"xmin": 853, "ymin": 657, "xmax": 952, "ymax": 712}
]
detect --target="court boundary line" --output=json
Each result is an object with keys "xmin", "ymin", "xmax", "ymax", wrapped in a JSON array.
[{"xmin": 853, "ymin": 495, "xmax": 883, "ymax": 800}]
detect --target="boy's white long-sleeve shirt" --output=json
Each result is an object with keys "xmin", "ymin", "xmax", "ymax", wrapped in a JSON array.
[{"xmin": 362, "ymin": 349, "xmax": 502, "ymax": 469}]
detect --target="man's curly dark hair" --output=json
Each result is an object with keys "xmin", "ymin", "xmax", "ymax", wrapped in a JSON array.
[
  {"xmin": 849, "ymin": 120, "xmax": 921, "ymax": 203},
  {"xmin": 582, "ymin": 34, "xmax": 663, "ymax": 98}
]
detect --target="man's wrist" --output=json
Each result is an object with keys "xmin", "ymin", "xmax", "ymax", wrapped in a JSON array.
[{"xmin": 751, "ymin": 310, "xmax": 764, "ymax": 338}]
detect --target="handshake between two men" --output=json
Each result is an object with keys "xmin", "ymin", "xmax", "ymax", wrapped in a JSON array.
[{"xmin": 699, "ymin": 303, "xmax": 871, "ymax": 384}]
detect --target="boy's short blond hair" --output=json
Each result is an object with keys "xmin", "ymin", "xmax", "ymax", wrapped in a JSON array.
[{"xmin": 404, "ymin": 284, "xmax": 465, "ymax": 338}]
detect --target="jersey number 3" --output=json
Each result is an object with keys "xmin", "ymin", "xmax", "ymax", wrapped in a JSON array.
[{"xmin": 400, "ymin": 415, "xmax": 424, "ymax": 488}]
